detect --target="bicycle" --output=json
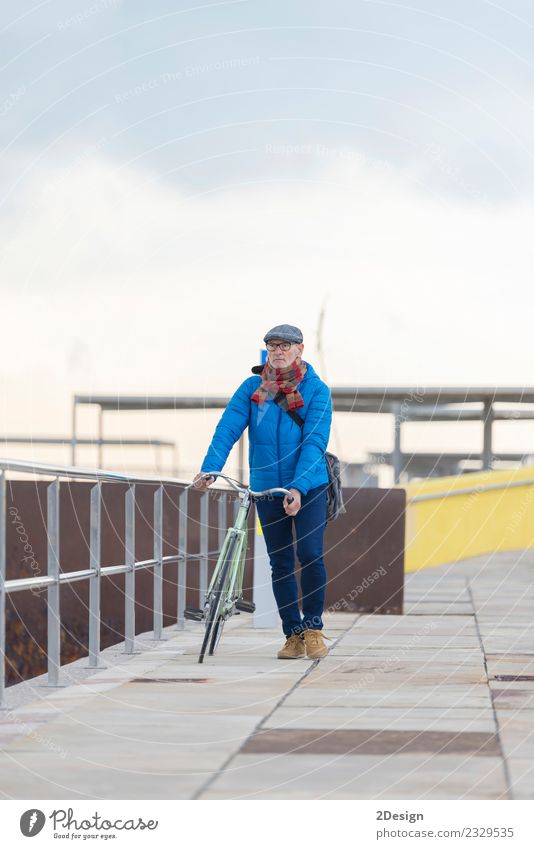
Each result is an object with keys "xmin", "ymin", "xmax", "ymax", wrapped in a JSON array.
[{"xmin": 183, "ymin": 472, "xmax": 294, "ymax": 663}]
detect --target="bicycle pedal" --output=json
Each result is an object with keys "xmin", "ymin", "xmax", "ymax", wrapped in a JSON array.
[
  {"xmin": 235, "ymin": 599, "xmax": 256, "ymax": 613},
  {"xmin": 184, "ymin": 606, "xmax": 204, "ymax": 622}
]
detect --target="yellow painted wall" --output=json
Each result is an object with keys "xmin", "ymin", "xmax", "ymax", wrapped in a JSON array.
[{"xmin": 402, "ymin": 466, "xmax": 534, "ymax": 572}]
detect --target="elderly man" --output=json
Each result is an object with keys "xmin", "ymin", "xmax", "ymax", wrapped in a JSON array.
[{"xmin": 194, "ymin": 323, "xmax": 332, "ymax": 659}]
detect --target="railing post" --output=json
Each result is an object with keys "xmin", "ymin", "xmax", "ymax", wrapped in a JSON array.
[
  {"xmin": 199, "ymin": 490, "xmax": 209, "ymax": 606},
  {"xmin": 233, "ymin": 493, "xmax": 241, "ymax": 523},
  {"xmin": 176, "ymin": 487, "xmax": 188, "ymax": 630},
  {"xmin": 392, "ymin": 401, "xmax": 402, "ymax": 485},
  {"xmin": 47, "ymin": 478, "xmax": 62, "ymax": 687},
  {"xmin": 253, "ymin": 501, "xmax": 278, "ymax": 629},
  {"xmin": 0, "ymin": 470, "xmax": 6, "ymax": 709},
  {"xmin": 88, "ymin": 482, "xmax": 103, "ymax": 668},
  {"xmin": 71, "ymin": 398, "xmax": 77, "ymax": 466},
  {"xmin": 153, "ymin": 485, "xmax": 165, "ymax": 641},
  {"xmin": 483, "ymin": 398, "xmax": 494, "ymax": 470},
  {"xmin": 238, "ymin": 433, "xmax": 245, "ymax": 487},
  {"xmin": 124, "ymin": 484, "xmax": 136, "ymax": 654},
  {"xmin": 98, "ymin": 407, "xmax": 104, "ymax": 469}
]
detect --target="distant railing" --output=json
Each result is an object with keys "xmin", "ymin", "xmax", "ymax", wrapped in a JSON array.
[
  {"xmin": 0, "ymin": 459, "xmax": 239, "ymax": 708},
  {"xmin": 2, "ymin": 437, "xmax": 178, "ymax": 475}
]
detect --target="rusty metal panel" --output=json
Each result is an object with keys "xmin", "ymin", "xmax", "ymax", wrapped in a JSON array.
[{"xmin": 323, "ymin": 487, "xmax": 405, "ymax": 615}]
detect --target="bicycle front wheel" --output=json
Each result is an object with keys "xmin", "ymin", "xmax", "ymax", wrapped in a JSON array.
[
  {"xmin": 198, "ymin": 532, "xmax": 238, "ymax": 663},
  {"xmin": 208, "ymin": 608, "xmax": 225, "ymax": 656}
]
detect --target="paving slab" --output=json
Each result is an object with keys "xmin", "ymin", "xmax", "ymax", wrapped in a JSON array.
[
  {"xmin": 507, "ymin": 759, "xmax": 534, "ymax": 799},
  {"xmin": 263, "ymin": 705, "xmax": 496, "ymax": 733},
  {"xmin": 200, "ymin": 753, "xmax": 507, "ymax": 799},
  {"xmin": 282, "ymin": 688, "xmax": 492, "ymax": 710}
]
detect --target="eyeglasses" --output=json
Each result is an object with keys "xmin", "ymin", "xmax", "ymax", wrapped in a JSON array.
[{"xmin": 265, "ymin": 341, "xmax": 294, "ymax": 351}]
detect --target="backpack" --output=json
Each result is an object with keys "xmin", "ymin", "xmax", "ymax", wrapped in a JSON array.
[{"xmin": 273, "ymin": 390, "xmax": 347, "ymax": 523}]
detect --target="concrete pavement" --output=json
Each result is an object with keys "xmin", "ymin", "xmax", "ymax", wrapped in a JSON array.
[{"xmin": 0, "ymin": 549, "xmax": 533, "ymax": 800}]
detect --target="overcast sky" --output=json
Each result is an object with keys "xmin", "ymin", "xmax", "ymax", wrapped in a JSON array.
[{"xmin": 1, "ymin": 0, "xmax": 534, "ymax": 479}]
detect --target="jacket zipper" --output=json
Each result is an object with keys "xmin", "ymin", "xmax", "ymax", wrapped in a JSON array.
[
  {"xmin": 276, "ymin": 404, "xmax": 282, "ymax": 487},
  {"xmin": 274, "ymin": 372, "xmax": 308, "ymax": 490}
]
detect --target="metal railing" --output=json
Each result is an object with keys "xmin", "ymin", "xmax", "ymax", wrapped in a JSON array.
[
  {"xmin": 2, "ymin": 437, "xmax": 179, "ymax": 476},
  {"xmin": 0, "ymin": 458, "xmax": 240, "ymax": 708}
]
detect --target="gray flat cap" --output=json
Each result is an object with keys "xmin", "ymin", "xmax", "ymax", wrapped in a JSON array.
[{"xmin": 263, "ymin": 323, "xmax": 303, "ymax": 344}]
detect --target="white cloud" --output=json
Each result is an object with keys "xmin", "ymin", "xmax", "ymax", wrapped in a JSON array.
[{"xmin": 1, "ymin": 149, "xmax": 533, "ymax": 472}]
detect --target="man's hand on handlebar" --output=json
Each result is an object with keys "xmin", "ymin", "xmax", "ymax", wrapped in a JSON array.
[
  {"xmin": 193, "ymin": 472, "xmax": 215, "ymax": 492},
  {"xmin": 284, "ymin": 487, "xmax": 301, "ymax": 516}
]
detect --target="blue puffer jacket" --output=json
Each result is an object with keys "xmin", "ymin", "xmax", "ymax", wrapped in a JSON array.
[{"xmin": 200, "ymin": 360, "xmax": 332, "ymax": 496}]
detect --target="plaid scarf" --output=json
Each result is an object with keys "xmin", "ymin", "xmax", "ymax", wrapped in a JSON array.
[{"xmin": 251, "ymin": 356, "xmax": 307, "ymax": 411}]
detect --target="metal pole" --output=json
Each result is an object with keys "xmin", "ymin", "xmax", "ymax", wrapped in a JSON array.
[
  {"xmin": 47, "ymin": 478, "xmax": 61, "ymax": 687},
  {"xmin": 218, "ymin": 491, "xmax": 227, "ymax": 548},
  {"xmin": 392, "ymin": 402, "xmax": 402, "ymax": 484},
  {"xmin": 71, "ymin": 398, "xmax": 77, "ymax": 466},
  {"xmin": 88, "ymin": 482, "xmax": 102, "ymax": 668},
  {"xmin": 199, "ymin": 490, "xmax": 208, "ymax": 606},
  {"xmin": 98, "ymin": 407, "xmax": 103, "ymax": 469},
  {"xmin": 124, "ymin": 484, "xmax": 136, "ymax": 654},
  {"xmin": 176, "ymin": 487, "xmax": 188, "ymax": 629},
  {"xmin": 238, "ymin": 434, "xmax": 245, "ymax": 485},
  {"xmin": 153, "ymin": 485, "xmax": 164, "ymax": 640},
  {"xmin": 0, "ymin": 471, "xmax": 6, "ymax": 708},
  {"xmin": 253, "ymin": 502, "xmax": 278, "ymax": 629},
  {"xmin": 233, "ymin": 493, "xmax": 241, "ymax": 523},
  {"xmin": 483, "ymin": 399, "xmax": 494, "ymax": 470}
]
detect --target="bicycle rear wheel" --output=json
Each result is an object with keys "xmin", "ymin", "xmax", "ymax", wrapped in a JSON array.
[{"xmin": 198, "ymin": 532, "xmax": 238, "ymax": 663}]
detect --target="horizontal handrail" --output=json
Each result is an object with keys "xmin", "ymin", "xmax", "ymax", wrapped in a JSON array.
[
  {"xmin": 1, "ymin": 438, "xmax": 176, "ymax": 446},
  {"xmin": 0, "ymin": 457, "xmax": 190, "ymax": 486}
]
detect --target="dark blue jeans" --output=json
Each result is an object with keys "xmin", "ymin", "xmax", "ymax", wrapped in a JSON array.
[{"xmin": 255, "ymin": 483, "xmax": 328, "ymax": 637}]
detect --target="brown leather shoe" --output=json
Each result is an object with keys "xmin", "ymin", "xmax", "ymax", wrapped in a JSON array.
[
  {"xmin": 277, "ymin": 633, "xmax": 306, "ymax": 659},
  {"xmin": 302, "ymin": 629, "xmax": 331, "ymax": 658}
]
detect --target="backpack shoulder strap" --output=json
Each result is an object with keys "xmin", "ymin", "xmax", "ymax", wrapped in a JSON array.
[{"xmin": 273, "ymin": 391, "xmax": 304, "ymax": 428}]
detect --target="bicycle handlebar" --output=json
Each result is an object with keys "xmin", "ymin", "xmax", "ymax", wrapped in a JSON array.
[{"xmin": 197, "ymin": 471, "xmax": 294, "ymax": 503}]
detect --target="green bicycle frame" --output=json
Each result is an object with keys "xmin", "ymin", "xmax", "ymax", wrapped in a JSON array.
[{"xmin": 203, "ymin": 492, "xmax": 251, "ymax": 614}]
